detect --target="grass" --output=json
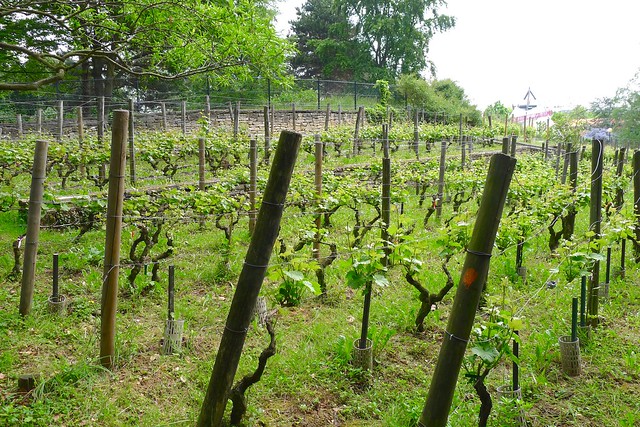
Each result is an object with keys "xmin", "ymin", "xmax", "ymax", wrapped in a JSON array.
[{"xmin": 1, "ymin": 132, "xmax": 640, "ymax": 426}]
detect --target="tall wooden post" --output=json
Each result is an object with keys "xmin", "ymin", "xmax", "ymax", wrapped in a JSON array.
[
  {"xmin": 249, "ymin": 138, "xmax": 258, "ymax": 235},
  {"xmin": 234, "ymin": 101, "xmax": 240, "ymax": 138},
  {"xmin": 197, "ymin": 131, "xmax": 302, "ymax": 427},
  {"xmin": 501, "ymin": 137, "xmax": 509, "ymax": 155},
  {"xmin": 57, "ymin": 100, "xmax": 64, "ymax": 142},
  {"xmin": 419, "ymin": 154, "xmax": 517, "ymax": 427},
  {"xmin": 381, "ymin": 125, "xmax": 391, "ymax": 264},
  {"xmin": 36, "ymin": 108, "xmax": 42, "ymax": 134},
  {"xmin": 17, "ymin": 114, "xmax": 23, "ymax": 137},
  {"xmin": 181, "ymin": 100, "xmax": 187, "ymax": 135},
  {"xmin": 338, "ymin": 104, "xmax": 342, "ymax": 125},
  {"xmin": 99, "ymin": 110, "xmax": 129, "ymax": 369},
  {"xmin": 263, "ymin": 106, "xmax": 271, "ymax": 164},
  {"xmin": 205, "ymin": 95, "xmax": 211, "ymax": 127},
  {"xmin": 587, "ymin": 139, "xmax": 603, "ymax": 326},
  {"xmin": 436, "ymin": 139, "xmax": 447, "ymax": 219},
  {"xmin": 128, "ymin": 99, "xmax": 136, "ymax": 185},
  {"xmin": 633, "ymin": 151, "xmax": 640, "ymax": 262},
  {"xmin": 353, "ymin": 106, "xmax": 364, "ymax": 156},
  {"xmin": 161, "ymin": 102, "xmax": 167, "ymax": 130},
  {"xmin": 18, "ymin": 140, "xmax": 49, "ymax": 316},
  {"xmin": 291, "ymin": 103, "xmax": 296, "ymax": 131},
  {"xmin": 510, "ymin": 135, "xmax": 517, "ymax": 157},
  {"xmin": 314, "ymin": 134, "xmax": 323, "ymax": 263},
  {"xmin": 198, "ymin": 137, "xmax": 207, "ymax": 229},
  {"xmin": 413, "ymin": 109, "xmax": 420, "ymax": 159},
  {"xmin": 325, "ymin": 103, "xmax": 331, "ymax": 131},
  {"xmin": 97, "ymin": 96, "xmax": 105, "ymax": 144}
]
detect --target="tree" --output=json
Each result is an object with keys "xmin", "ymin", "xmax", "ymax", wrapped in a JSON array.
[
  {"xmin": 0, "ymin": 0, "xmax": 292, "ymax": 92},
  {"xmin": 340, "ymin": 0, "xmax": 455, "ymax": 78},
  {"xmin": 289, "ymin": 0, "xmax": 454, "ymax": 80},
  {"xmin": 288, "ymin": 0, "xmax": 373, "ymax": 80},
  {"xmin": 484, "ymin": 101, "xmax": 511, "ymax": 121}
]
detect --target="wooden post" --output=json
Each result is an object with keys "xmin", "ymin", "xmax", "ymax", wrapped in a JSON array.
[
  {"xmin": 128, "ymin": 99, "xmax": 136, "ymax": 185},
  {"xmin": 18, "ymin": 140, "xmax": 49, "ymax": 316},
  {"xmin": 353, "ymin": 106, "xmax": 364, "ymax": 156},
  {"xmin": 17, "ymin": 114, "xmax": 23, "ymax": 137},
  {"xmin": 436, "ymin": 139, "xmax": 447, "ymax": 219},
  {"xmin": 57, "ymin": 100, "xmax": 64, "ymax": 142},
  {"xmin": 510, "ymin": 135, "xmax": 517, "ymax": 157},
  {"xmin": 461, "ymin": 135, "xmax": 466, "ymax": 171},
  {"xmin": 205, "ymin": 95, "xmax": 211, "ymax": 128},
  {"xmin": 228, "ymin": 101, "xmax": 234, "ymax": 127},
  {"xmin": 181, "ymin": 100, "xmax": 187, "ymax": 135},
  {"xmin": 100, "ymin": 110, "xmax": 129, "ymax": 369},
  {"xmin": 587, "ymin": 139, "xmax": 603, "ymax": 327},
  {"xmin": 248, "ymin": 138, "xmax": 258, "ymax": 235},
  {"xmin": 263, "ymin": 106, "xmax": 271, "ymax": 163},
  {"xmin": 78, "ymin": 107, "xmax": 85, "ymax": 178},
  {"xmin": 161, "ymin": 102, "xmax": 167, "ymax": 130},
  {"xmin": 413, "ymin": 108, "xmax": 420, "ymax": 159},
  {"xmin": 501, "ymin": 137, "xmax": 509, "ymax": 155},
  {"xmin": 634, "ymin": 152, "xmax": 640, "ymax": 263},
  {"xmin": 199, "ymin": 138, "xmax": 206, "ymax": 191},
  {"xmin": 197, "ymin": 131, "xmax": 302, "ymax": 427},
  {"xmin": 291, "ymin": 102, "xmax": 296, "ymax": 131},
  {"xmin": 234, "ymin": 101, "xmax": 240, "ymax": 138},
  {"xmin": 36, "ymin": 108, "xmax": 42, "ymax": 134},
  {"xmin": 338, "ymin": 104, "xmax": 342, "ymax": 125},
  {"xmin": 325, "ymin": 103, "xmax": 331, "ymax": 131},
  {"xmin": 561, "ymin": 143, "xmax": 571, "ymax": 185},
  {"xmin": 381, "ymin": 124, "xmax": 391, "ymax": 264},
  {"xmin": 504, "ymin": 114, "xmax": 508, "ymax": 137},
  {"xmin": 615, "ymin": 147, "xmax": 626, "ymax": 207},
  {"xmin": 97, "ymin": 96, "xmax": 105, "ymax": 144},
  {"xmin": 419, "ymin": 154, "xmax": 517, "ymax": 427},
  {"xmin": 555, "ymin": 143, "xmax": 562, "ymax": 180},
  {"xmin": 314, "ymin": 134, "xmax": 322, "ymax": 263}
]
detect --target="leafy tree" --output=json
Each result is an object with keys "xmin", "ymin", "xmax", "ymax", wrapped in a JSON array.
[
  {"xmin": 484, "ymin": 101, "xmax": 512, "ymax": 121},
  {"xmin": 0, "ymin": 0, "xmax": 292, "ymax": 93},
  {"xmin": 288, "ymin": 0, "xmax": 373, "ymax": 79},
  {"xmin": 289, "ymin": 0, "xmax": 454, "ymax": 80},
  {"xmin": 595, "ymin": 71, "xmax": 640, "ymax": 146}
]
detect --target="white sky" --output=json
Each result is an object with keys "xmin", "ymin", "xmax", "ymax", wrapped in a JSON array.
[{"xmin": 275, "ymin": 0, "xmax": 640, "ymax": 111}]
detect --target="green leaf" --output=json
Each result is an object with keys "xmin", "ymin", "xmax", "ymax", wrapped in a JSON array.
[
  {"xmin": 372, "ymin": 274, "xmax": 389, "ymax": 287},
  {"xmin": 471, "ymin": 345, "xmax": 499, "ymax": 363},
  {"xmin": 283, "ymin": 270, "xmax": 304, "ymax": 282}
]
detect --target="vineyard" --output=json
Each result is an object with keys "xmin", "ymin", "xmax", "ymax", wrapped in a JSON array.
[{"xmin": 1, "ymin": 110, "xmax": 640, "ymax": 427}]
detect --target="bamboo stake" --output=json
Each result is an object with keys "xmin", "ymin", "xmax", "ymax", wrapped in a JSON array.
[
  {"xmin": 99, "ymin": 110, "xmax": 129, "ymax": 369},
  {"xmin": 18, "ymin": 140, "xmax": 49, "ymax": 316},
  {"xmin": 587, "ymin": 139, "xmax": 603, "ymax": 326},
  {"xmin": 197, "ymin": 130, "xmax": 302, "ymax": 427},
  {"xmin": 419, "ymin": 153, "xmax": 517, "ymax": 427}
]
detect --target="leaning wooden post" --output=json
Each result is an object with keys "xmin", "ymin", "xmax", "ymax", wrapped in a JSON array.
[
  {"xmin": 587, "ymin": 138, "xmax": 603, "ymax": 327},
  {"xmin": 57, "ymin": 100, "xmax": 64, "ymax": 142},
  {"xmin": 353, "ymin": 106, "xmax": 364, "ymax": 156},
  {"xmin": 248, "ymin": 138, "xmax": 258, "ymax": 235},
  {"xmin": 555, "ymin": 142, "xmax": 562, "ymax": 180},
  {"xmin": 501, "ymin": 137, "xmax": 509, "ymax": 154},
  {"xmin": 313, "ymin": 134, "xmax": 323, "ymax": 263},
  {"xmin": 99, "ymin": 110, "xmax": 129, "ymax": 369},
  {"xmin": 419, "ymin": 153, "xmax": 517, "ymax": 427},
  {"xmin": 128, "ymin": 98, "xmax": 136, "ymax": 185},
  {"xmin": 197, "ymin": 131, "xmax": 302, "ymax": 427},
  {"xmin": 198, "ymin": 137, "xmax": 207, "ymax": 229},
  {"xmin": 18, "ymin": 140, "xmax": 49, "ymax": 316},
  {"xmin": 436, "ymin": 139, "xmax": 447, "ymax": 220},
  {"xmin": 263, "ymin": 106, "xmax": 271, "ymax": 164}
]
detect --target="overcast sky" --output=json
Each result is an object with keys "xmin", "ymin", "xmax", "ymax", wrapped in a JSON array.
[{"xmin": 275, "ymin": 0, "xmax": 640, "ymax": 110}]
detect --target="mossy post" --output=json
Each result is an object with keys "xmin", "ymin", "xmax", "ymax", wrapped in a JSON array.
[
  {"xmin": 197, "ymin": 131, "xmax": 301, "ymax": 427},
  {"xmin": 18, "ymin": 140, "xmax": 49, "ymax": 316},
  {"xmin": 587, "ymin": 139, "xmax": 603, "ymax": 326},
  {"xmin": 419, "ymin": 153, "xmax": 517, "ymax": 427},
  {"xmin": 99, "ymin": 110, "xmax": 129, "ymax": 369}
]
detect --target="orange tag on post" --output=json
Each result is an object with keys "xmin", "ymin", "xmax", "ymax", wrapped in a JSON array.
[{"xmin": 463, "ymin": 268, "xmax": 478, "ymax": 288}]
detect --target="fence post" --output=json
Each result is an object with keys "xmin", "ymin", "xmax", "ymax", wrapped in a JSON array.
[
  {"xmin": 436, "ymin": 139, "xmax": 447, "ymax": 220},
  {"xmin": 419, "ymin": 154, "xmax": 517, "ymax": 427},
  {"xmin": 97, "ymin": 96, "xmax": 105, "ymax": 144},
  {"xmin": 234, "ymin": 101, "xmax": 240, "ymax": 138},
  {"xmin": 77, "ymin": 107, "xmax": 85, "ymax": 178},
  {"xmin": 181, "ymin": 100, "xmax": 187, "ymax": 135},
  {"xmin": 99, "ymin": 110, "xmax": 129, "ymax": 369},
  {"xmin": 161, "ymin": 102, "xmax": 167, "ymax": 130},
  {"xmin": 291, "ymin": 102, "xmax": 296, "ymax": 131},
  {"xmin": 18, "ymin": 140, "xmax": 49, "ymax": 316},
  {"xmin": 198, "ymin": 137, "xmax": 206, "ymax": 229},
  {"xmin": 205, "ymin": 95, "xmax": 211, "ymax": 127},
  {"xmin": 338, "ymin": 104, "xmax": 343, "ymax": 125},
  {"xmin": 17, "ymin": 114, "xmax": 23, "ymax": 137},
  {"xmin": 197, "ymin": 130, "xmax": 302, "ymax": 427},
  {"xmin": 325, "ymin": 103, "xmax": 331, "ymax": 131},
  {"xmin": 413, "ymin": 109, "xmax": 420, "ymax": 159},
  {"xmin": 314, "ymin": 134, "xmax": 322, "ymax": 266},
  {"xmin": 36, "ymin": 108, "xmax": 42, "ymax": 134}
]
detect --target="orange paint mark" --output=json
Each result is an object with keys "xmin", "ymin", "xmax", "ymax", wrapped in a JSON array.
[{"xmin": 463, "ymin": 268, "xmax": 478, "ymax": 288}]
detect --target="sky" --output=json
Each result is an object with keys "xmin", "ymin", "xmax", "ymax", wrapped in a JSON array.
[{"xmin": 274, "ymin": 0, "xmax": 640, "ymax": 110}]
